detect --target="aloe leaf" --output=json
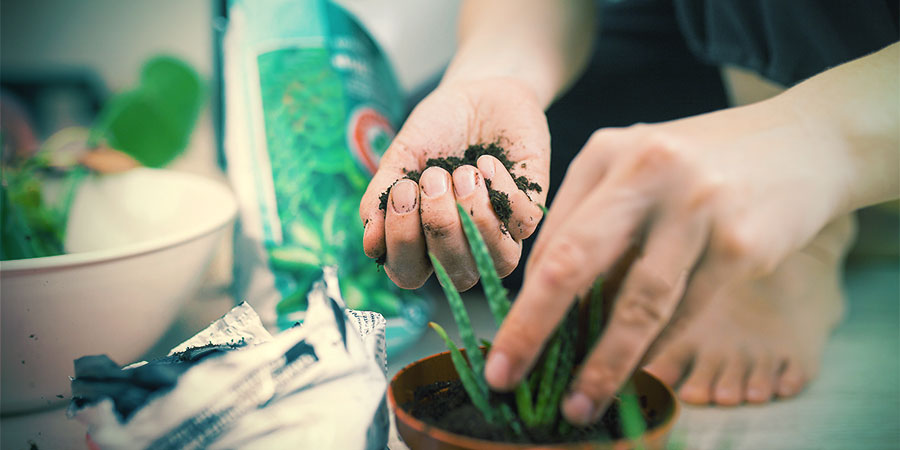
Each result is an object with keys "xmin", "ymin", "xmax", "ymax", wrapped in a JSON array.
[
  {"xmin": 619, "ymin": 381, "xmax": 647, "ymax": 448},
  {"xmin": 429, "ymin": 253, "xmax": 486, "ymax": 376},
  {"xmin": 534, "ymin": 332, "xmax": 563, "ymax": 424},
  {"xmin": 515, "ymin": 382, "xmax": 537, "ymax": 427},
  {"xmin": 429, "ymin": 322, "xmax": 495, "ymax": 423},
  {"xmin": 455, "ymin": 203, "xmax": 509, "ymax": 326},
  {"xmin": 498, "ymin": 403, "xmax": 525, "ymax": 437},
  {"xmin": 545, "ymin": 309, "xmax": 578, "ymax": 425}
]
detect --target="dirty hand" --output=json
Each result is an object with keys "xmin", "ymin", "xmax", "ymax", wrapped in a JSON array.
[
  {"xmin": 485, "ymin": 48, "xmax": 899, "ymax": 425},
  {"xmin": 359, "ymin": 78, "xmax": 550, "ymax": 290}
]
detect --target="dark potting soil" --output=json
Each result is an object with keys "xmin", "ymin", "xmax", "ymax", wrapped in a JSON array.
[
  {"xmin": 406, "ymin": 379, "xmax": 658, "ymax": 445},
  {"xmin": 376, "ymin": 143, "xmax": 541, "ymax": 227}
]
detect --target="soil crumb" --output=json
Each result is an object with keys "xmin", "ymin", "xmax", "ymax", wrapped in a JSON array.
[{"xmin": 376, "ymin": 142, "xmax": 539, "ymax": 219}]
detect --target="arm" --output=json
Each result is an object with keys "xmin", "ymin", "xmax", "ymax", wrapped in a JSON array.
[
  {"xmin": 783, "ymin": 42, "xmax": 899, "ymax": 211},
  {"xmin": 359, "ymin": 0, "xmax": 596, "ymax": 290},
  {"xmin": 484, "ymin": 42, "xmax": 899, "ymax": 425},
  {"xmin": 445, "ymin": 0, "xmax": 596, "ymax": 108}
]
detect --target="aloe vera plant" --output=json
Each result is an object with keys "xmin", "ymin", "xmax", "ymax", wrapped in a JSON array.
[{"xmin": 427, "ymin": 202, "xmax": 647, "ymax": 441}]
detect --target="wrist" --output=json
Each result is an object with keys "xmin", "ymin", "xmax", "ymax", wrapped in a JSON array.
[
  {"xmin": 440, "ymin": 47, "xmax": 559, "ymax": 109},
  {"xmin": 777, "ymin": 45, "xmax": 900, "ymax": 214}
]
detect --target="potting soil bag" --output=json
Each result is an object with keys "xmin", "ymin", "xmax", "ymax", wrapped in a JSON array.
[
  {"xmin": 222, "ymin": 0, "xmax": 429, "ymax": 355},
  {"xmin": 68, "ymin": 268, "xmax": 389, "ymax": 450}
]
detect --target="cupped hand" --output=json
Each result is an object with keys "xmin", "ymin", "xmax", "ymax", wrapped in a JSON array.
[
  {"xmin": 484, "ymin": 97, "xmax": 852, "ymax": 424},
  {"xmin": 359, "ymin": 78, "xmax": 550, "ymax": 290}
]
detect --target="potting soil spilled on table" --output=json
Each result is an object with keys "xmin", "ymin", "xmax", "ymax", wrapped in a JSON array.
[{"xmin": 406, "ymin": 379, "xmax": 662, "ymax": 444}]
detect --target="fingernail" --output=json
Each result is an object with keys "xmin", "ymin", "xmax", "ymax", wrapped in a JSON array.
[
  {"xmin": 485, "ymin": 351, "xmax": 511, "ymax": 389},
  {"xmin": 420, "ymin": 167, "xmax": 448, "ymax": 198},
  {"xmin": 563, "ymin": 391, "xmax": 596, "ymax": 425},
  {"xmin": 453, "ymin": 167, "xmax": 478, "ymax": 197},
  {"xmin": 391, "ymin": 179, "xmax": 418, "ymax": 214},
  {"xmin": 476, "ymin": 155, "xmax": 495, "ymax": 179}
]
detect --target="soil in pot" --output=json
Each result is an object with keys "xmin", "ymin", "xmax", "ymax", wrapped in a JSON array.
[{"xmin": 405, "ymin": 378, "xmax": 664, "ymax": 445}]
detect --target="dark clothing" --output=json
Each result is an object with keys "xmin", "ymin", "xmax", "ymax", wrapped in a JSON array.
[{"xmin": 674, "ymin": 0, "xmax": 899, "ymax": 86}]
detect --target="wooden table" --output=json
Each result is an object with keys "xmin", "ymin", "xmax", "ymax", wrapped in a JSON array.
[{"xmin": 387, "ymin": 260, "xmax": 900, "ymax": 450}]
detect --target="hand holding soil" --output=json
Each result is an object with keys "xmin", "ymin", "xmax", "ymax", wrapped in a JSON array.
[{"xmin": 359, "ymin": 78, "xmax": 550, "ymax": 290}]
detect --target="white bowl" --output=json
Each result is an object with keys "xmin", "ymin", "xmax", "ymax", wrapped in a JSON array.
[{"xmin": 0, "ymin": 168, "xmax": 237, "ymax": 414}]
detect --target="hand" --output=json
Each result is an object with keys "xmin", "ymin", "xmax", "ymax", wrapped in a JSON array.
[
  {"xmin": 359, "ymin": 78, "xmax": 550, "ymax": 290},
  {"xmin": 484, "ymin": 96, "xmax": 855, "ymax": 424}
]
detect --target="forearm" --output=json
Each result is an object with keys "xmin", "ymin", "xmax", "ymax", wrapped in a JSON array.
[
  {"xmin": 781, "ymin": 42, "xmax": 899, "ymax": 213},
  {"xmin": 442, "ymin": 0, "xmax": 596, "ymax": 108}
]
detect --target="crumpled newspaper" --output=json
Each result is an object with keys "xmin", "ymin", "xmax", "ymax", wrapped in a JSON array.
[{"xmin": 69, "ymin": 267, "xmax": 388, "ymax": 450}]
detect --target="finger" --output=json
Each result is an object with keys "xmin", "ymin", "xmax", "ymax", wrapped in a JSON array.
[
  {"xmin": 526, "ymin": 130, "xmax": 617, "ymax": 274},
  {"xmin": 419, "ymin": 166, "xmax": 478, "ymax": 291},
  {"xmin": 384, "ymin": 179, "xmax": 431, "ymax": 289},
  {"xmin": 562, "ymin": 208, "xmax": 707, "ymax": 422},
  {"xmin": 453, "ymin": 165, "xmax": 521, "ymax": 278},
  {"xmin": 360, "ymin": 146, "xmax": 420, "ymax": 259},
  {"xmin": 485, "ymin": 180, "xmax": 653, "ymax": 392},
  {"xmin": 476, "ymin": 155, "xmax": 544, "ymax": 241}
]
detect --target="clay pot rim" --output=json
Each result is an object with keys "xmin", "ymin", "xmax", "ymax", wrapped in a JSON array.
[{"xmin": 388, "ymin": 348, "xmax": 681, "ymax": 449}]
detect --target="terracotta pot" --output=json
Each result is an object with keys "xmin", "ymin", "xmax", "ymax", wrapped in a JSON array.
[{"xmin": 388, "ymin": 349, "xmax": 679, "ymax": 450}]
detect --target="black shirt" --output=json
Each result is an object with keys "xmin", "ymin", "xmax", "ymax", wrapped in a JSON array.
[{"xmin": 673, "ymin": 0, "xmax": 899, "ymax": 86}]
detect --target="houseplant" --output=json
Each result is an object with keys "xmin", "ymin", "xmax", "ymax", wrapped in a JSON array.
[{"xmin": 388, "ymin": 204, "xmax": 679, "ymax": 449}]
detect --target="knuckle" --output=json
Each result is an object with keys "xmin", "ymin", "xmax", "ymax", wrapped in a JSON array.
[
  {"xmin": 453, "ymin": 272, "xmax": 480, "ymax": 292},
  {"xmin": 685, "ymin": 173, "xmax": 724, "ymax": 210},
  {"xmin": 421, "ymin": 215, "xmax": 458, "ymax": 240},
  {"xmin": 537, "ymin": 239, "xmax": 589, "ymax": 290},
  {"xmin": 573, "ymin": 364, "xmax": 621, "ymax": 401},
  {"xmin": 629, "ymin": 136, "xmax": 683, "ymax": 174},
  {"xmin": 615, "ymin": 288, "xmax": 669, "ymax": 329},
  {"xmin": 713, "ymin": 223, "xmax": 775, "ymax": 277},
  {"xmin": 496, "ymin": 317, "xmax": 545, "ymax": 360},
  {"xmin": 494, "ymin": 253, "xmax": 520, "ymax": 278}
]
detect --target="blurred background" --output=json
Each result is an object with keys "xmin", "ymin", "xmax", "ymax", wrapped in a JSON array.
[{"xmin": 0, "ymin": 1, "xmax": 460, "ymax": 447}]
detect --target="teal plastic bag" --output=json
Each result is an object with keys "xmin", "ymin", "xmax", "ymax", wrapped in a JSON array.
[{"xmin": 223, "ymin": 0, "xmax": 429, "ymax": 356}]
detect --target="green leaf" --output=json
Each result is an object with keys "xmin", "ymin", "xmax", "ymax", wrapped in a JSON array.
[
  {"xmin": 534, "ymin": 332, "xmax": 563, "ymax": 424},
  {"xmin": 287, "ymin": 220, "xmax": 323, "ymax": 252},
  {"xmin": 429, "ymin": 253, "xmax": 486, "ymax": 377},
  {"xmin": 92, "ymin": 56, "xmax": 204, "ymax": 167},
  {"xmin": 619, "ymin": 382, "xmax": 647, "ymax": 448},
  {"xmin": 429, "ymin": 322, "xmax": 495, "ymax": 423},
  {"xmin": 268, "ymin": 246, "xmax": 321, "ymax": 272},
  {"xmin": 515, "ymin": 382, "xmax": 536, "ymax": 427},
  {"xmin": 455, "ymin": 203, "xmax": 510, "ymax": 327}
]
